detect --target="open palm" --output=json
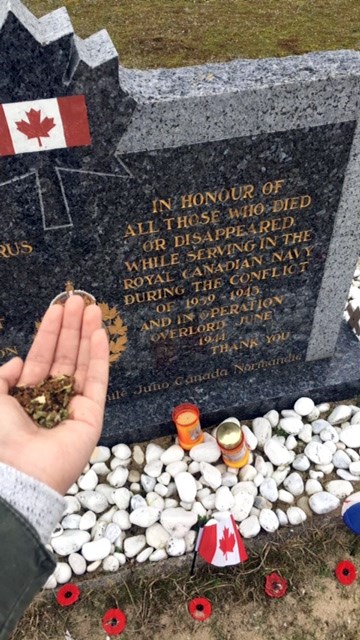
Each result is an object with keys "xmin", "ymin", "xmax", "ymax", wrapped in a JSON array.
[{"xmin": 0, "ymin": 295, "xmax": 109, "ymax": 495}]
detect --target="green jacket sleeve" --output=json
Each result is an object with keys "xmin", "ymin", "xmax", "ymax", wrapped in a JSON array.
[{"xmin": 0, "ymin": 496, "xmax": 55, "ymax": 640}]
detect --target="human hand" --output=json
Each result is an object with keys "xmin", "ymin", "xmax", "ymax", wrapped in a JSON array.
[{"xmin": 0, "ymin": 295, "xmax": 109, "ymax": 495}]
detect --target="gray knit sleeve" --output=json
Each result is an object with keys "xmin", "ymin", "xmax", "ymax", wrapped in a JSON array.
[{"xmin": 0, "ymin": 463, "xmax": 65, "ymax": 545}]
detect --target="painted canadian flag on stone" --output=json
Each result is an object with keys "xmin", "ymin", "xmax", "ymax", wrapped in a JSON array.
[
  {"xmin": 0, "ymin": 95, "xmax": 91, "ymax": 156},
  {"xmin": 197, "ymin": 514, "xmax": 248, "ymax": 567}
]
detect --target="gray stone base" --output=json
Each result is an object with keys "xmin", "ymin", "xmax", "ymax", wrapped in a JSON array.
[{"xmin": 100, "ymin": 321, "xmax": 360, "ymax": 446}]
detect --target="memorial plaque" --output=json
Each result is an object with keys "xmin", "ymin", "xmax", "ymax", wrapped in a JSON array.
[{"xmin": 1, "ymin": 2, "xmax": 360, "ymax": 444}]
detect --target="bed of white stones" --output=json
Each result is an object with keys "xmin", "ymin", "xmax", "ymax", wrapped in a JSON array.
[{"xmin": 44, "ymin": 397, "xmax": 360, "ymax": 590}]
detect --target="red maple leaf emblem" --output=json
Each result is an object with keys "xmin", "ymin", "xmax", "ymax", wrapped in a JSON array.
[
  {"xmin": 16, "ymin": 108, "xmax": 56, "ymax": 147},
  {"xmin": 219, "ymin": 526, "xmax": 235, "ymax": 559}
]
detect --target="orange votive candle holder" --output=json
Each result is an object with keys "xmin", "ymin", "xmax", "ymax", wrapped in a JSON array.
[{"xmin": 172, "ymin": 403, "xmax": 205, "ymax": 450}]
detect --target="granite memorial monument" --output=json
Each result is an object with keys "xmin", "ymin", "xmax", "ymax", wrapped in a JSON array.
[{"xmin": 1, "ymin": 0, "xmax": 360, "ymax": 444}]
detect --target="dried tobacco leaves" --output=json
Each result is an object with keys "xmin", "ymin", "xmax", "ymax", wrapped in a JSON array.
[{"xmin": 10, "ymin": 375, "xmax": 75, "ymax": 428}]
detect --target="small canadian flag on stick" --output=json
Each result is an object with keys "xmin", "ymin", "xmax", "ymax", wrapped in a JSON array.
[
  {"xmin": 196, "ymin": 514, "xmax": 248, "ymax": 568},
  {"xmin": 0, "ymin": 95, "xmax": 91, "ymax": 156}
]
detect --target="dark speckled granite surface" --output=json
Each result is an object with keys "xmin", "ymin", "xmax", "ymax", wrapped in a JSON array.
[{"xmin": 1, "ymin": 2, "xmax": 360, "ymax": 444}]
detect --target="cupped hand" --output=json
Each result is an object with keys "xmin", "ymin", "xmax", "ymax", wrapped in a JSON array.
[{"xmin": 0, "ymin": 295, "xmax": 109, "ymax": 494}]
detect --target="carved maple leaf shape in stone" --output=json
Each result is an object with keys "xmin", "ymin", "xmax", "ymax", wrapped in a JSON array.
[
  {"xmin": 219, "ymin": 526, "xmax": 235, "ymax": 559},
  {"xmin": 16, "ymin": 108, "xmax": 56, "ymax": 147}
]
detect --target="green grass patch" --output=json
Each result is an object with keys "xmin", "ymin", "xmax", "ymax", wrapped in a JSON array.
[{"xmin": 23, "ymin": 0, "xmax": 360, "ymax": 69}]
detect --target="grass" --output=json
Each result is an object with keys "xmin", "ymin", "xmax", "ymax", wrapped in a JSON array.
[
  {"xmin": 11, "ymin": 517, "xmax": 360, "ymax": 640},
  {"xmin": 23, "ymin": 0, "xmax": 360, "ymax": 69}
]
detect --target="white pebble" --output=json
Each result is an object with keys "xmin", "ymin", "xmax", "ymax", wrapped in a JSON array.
[
  {"xmin": 215, "ymin": 486, "xmax": 235, "ymax": 511},
  {"xmin": 278, "ymin": 489, "xmax": 294, "ymax": 504},
  {"xmin": 133, "ymin": 445, "xmax": 145, "ymax": 465},
  {"xmin": 54, "ymin": 562, "xmax": 72, "ymax": 584},
  {"xmin": 146, "ymin": 443, "xmax": 165, "ymax": 463},
  {"xmin": 175, "ymin": 471, "xmax": 197, "ymax": 502},
  {"xmin": 252, "ymin": 417, "xmax": 272, "ymax": 448},
  {"xmin": 309, "ymin": 492, "xmax": 340, "ymax": 514},
  {"xmin": 294, "ymin": 397, "xmax": 315, "ymax": 416},
  {"xmin": 260, "ymin": 478, "xmax": 278, "ymax": 502},
  {"xmin": 287, "ymin": 506, "xmax": 307, "ymax": 525},
  {"xmin": 166, "ymin": 537, "xmax": 186, "ymax": 557},
  {"xmin": 144, "ymin": 460, "xmax": 163, "ymax": 478},
  {"xmin": 51, "ymin": 530, "xmax": 90, "ymax": 556},
  {"xmin": 82, "ymin": 538, "xmax": 112, "ymax": 562},
  {"xmin": 298, "ymin": 424, "xmax": 313, "ymax": 443},
  {"xmin": 189, "ymin": 441, "xmax": 221, "ymax": 463},
  {"xmin": 90, "ymin": 446, "xmax": 111, "ymax": 464},
  {"xmin": 259, "ymin": 509, "xmax": 279, "ymax": 533},
  {"xmin": 304, "ymin": 442, "xmax": 332, "ymax": 465},
  {"xmin": 79, "ymin": 511, "xmax": 96, "ymax": 531},
  {"xmin": 328, "ymin": 405, "xmax": 352, "ymax": 425},
  {"xmin": 242, "ymin": 425, "xmax": 258, "ymax": 450},
  {"xmin": 124, "ymin": 535, "xmax": 146, "ymax": 558},
  {"xmin": 200, "ymin": 461, "xmax": 222, "ymax": 490},
  {"xmin": 279, "ymin": 417, "xmax": 303, "ymax": 435},
  {"xmin": 325, "ymin": 480, "xmax": 354, "ymax": 499},
  {"xmin": 160, "ymin": 445, "xmax": 184, "ymax": 465},
  {"xmin": 103, "ymin": 555, "xmax": 120, "ymax": 571},
  {"xmin": 113, "ymin": 488, "xmax": 132, "ymax": 510},
  {"xmin": 283, "ymin": 472, "xmax": 304, "ymax": 496},
  {"xmin": 292, "ymin": 454, "xmax": 310, "ymax": 472},
  {"xmin": 112, "ymin": 443, "xmax": 132, "ymax": 460},
  {"xmin": 107, "ymin": 467, "xmax": 129, "ymax": 488},
  {"xmin": 305, "ymin": 479, "xmax": 323, "ymax": 495},
  {"xmin": 239, "ymin": 515, "xmax": 260, "ymax": 538},
  {"xmin": 130, "ymin": 507, "xmax": 160, "ymax": 528},
  {"xmin": 68, "ymin": 553, "xmax": 86, "ymax": 575}
]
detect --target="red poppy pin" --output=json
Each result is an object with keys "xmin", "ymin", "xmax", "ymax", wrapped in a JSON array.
[
  {"xmin": 56, "ymin": 583, "xmax": 80, "ymax": 607},
  {"xmin": 335, "ymin": 560, "xmax": 357, "ymax": 586},
  {"xmin": 264, "ymin": 572, "xmax": 288, "ymax": 598},
  {"xmin": 102, "ymin": 608, "xmax": 127, "ymax": 636},
  {"xmin": 188, "ymin": 597, "xmax": 212, "ymax": 621}
]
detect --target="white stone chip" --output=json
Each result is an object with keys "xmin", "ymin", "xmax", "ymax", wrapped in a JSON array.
[
  {"xmin": 263, "ymin": 410, "xmax": 279, "ymax": 428},
  {"xmin": 292, "ymin": 454, "xmax": 310, "ymax": 472},
  {"xmin": 276, "ymin": 508, "xmax": 288, "ymax": 526},
  {"xmin": 215, "ymin": 486, "xmax": 235, "ymax": 511},
  {"xmin": 239, "ymin": 515, "xmax": 260, "ymax": 538},
  {"xmin": 133, "ymin": 445, "xmax": 145, "ymax": 465},
  {"xmin": 293, "ymin": 397, "xmax": 315, "ymax": 416},
  {"xmin": 107, "ymin": 467, "xmax": 129, "ymax": 488},
  {"xmin": 239, "ymin": 465, "xmax": 257, "ymax": 481},
  {"xmin": 51, "ymin": 529, "xmax": 90, "ymax": 556},
  {"xmin": 252, "ymin": 417, "xmax": 272, "ymax": 447},
  {"xmin": 112, "ymin": 443, "xmax": 132, "ymax": 460},
  {"xmin": 68, "ymin": 553, "xmax": 86, "ymax": 576},
  {"xmin": 332, "ymin": 450, "xmax": 351, "ymax": 469},
  {"xmin": 144, "ymin": 460, "xmax": 163, "ymax": 478},
  {"xmin": 79, "ymin": 511, "xmax": 96, "ymax": 531},
  {"xmin": 298, "ymin": 424, "xmax": 313, "ymax": 443},
  {"xmin": 112, "ymin": 488, "xmax": 132, "ymax": 510},
  {"xmin": 279, "ymin": 417, "xmax": 303, "ymax": 435},
  {"xmin": 325, "ymin": 480, "xmax": 354, "ymax": 500},
  {"xmin": 175, "ymin": 471, "xmax": 197, "ymax": 502},
  {"xmin": 305, "ymin": 479, "xmax": 323, "ymax": 495},
  {"xmin": 200, "ymin": 461, "xmax": 222, "ymax": 490},
  {"xmin": 283, "ymin": 472, "xmax": 304, "ymax": 496},
  {"xmin": 90, "ymin": 446, "xmax": 111, "ymax": 464},
  {"xmin": 309, "ymin": 492, "xmax": 340, "ymax": 514},
  {"xmin": 160, "ymin": 508, "xmax": 197, "ymax": 538},
  {"xmin": 124, "ymin": 535, "xmax": 146, "ymax": 559},
  {"xmin": 259, "ymin": 478, "xmax": 278, "ymax": 502},
  {"xmin": 149, "ymin": 549, "xmax": 168, "ymax": 562},
  {"xmin": 304, "ymin": 442, "xmax": 333, "ymax": 465},
  {"xmin": 82, "ymin": 538, "xmax": 112, "ymax": 562},
  {"xmin": 189, "ymin": 441, "xmax": 221, "ymax": 463},
  {"xmin": 259, "ymin": 509, "xmax": 279, "ymax": 533},
  {"xmin": 146, "ymin": 443, "xmax": 165, "ymax": 463},
  {"xmin": 166, "ymin": 536, "xmax": 186, "ymax": 557},
  {"xmin": 328, "ymin": 405, "xmax": 352, "ymax": 425},
  {"xmin": 231, "ymin": 492, "xmax": 254, "ymax": 522},
  {"xmin": 278, "ymin": 489, "xmax": 294, "ymax": 504},
  {"xmin": 242, "ymin": 425, "xmax": 258, "ymax": 450},
  {"xmin": 130, "ymin": 506, "xmax": 160, "ymax": 528},
  {"xmin": 54, "ymin": 562, "xmax": 72, "ymax": 584},
  {"xmin": 264, "ymin": 438, "xmax": 293, "ymax": 466},
  {"xmin": 287, "ymin": 506, "xmax": 307, "ymax": 525},
  {"xmin": 103, "ymin": 555, "xmax": 120, "ymax": 572},
  {"xmin": 136, "ymin": 547, "xmax": 154, "ymax": 563},
  {"xmin": 340, "ymin": 425, "xmax": 360, "ymax": 448},
  {"xmin": 160, "ymin": 445, "xmax": 184, "ymax": 465}
]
